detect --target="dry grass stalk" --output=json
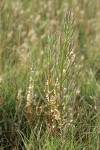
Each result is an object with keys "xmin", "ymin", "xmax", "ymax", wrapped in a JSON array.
[{"xmin": 26, "ymin": 68, "xmax": 36, "ymax": 126}]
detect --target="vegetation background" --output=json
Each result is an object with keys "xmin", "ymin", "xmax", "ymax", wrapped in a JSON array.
[{"xmin": 0, "ymin": 0, "xmax": 100, "ymax": 149}]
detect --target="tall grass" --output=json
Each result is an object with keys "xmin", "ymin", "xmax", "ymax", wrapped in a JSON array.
[{"xmin": 0, "ymin": 0, "xmax": 100, "ymax": 149}]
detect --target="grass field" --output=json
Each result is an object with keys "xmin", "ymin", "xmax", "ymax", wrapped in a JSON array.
[{"xmin": 0, "ymin": 0, "xmax": 100, "ymax": 149}]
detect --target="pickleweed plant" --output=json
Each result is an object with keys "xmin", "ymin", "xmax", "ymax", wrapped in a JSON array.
[
  {"xmin": 25, "ymin": 12, "xmax": 79, "ymax": 136},
  {"xmin": 43, "ymin": 13, "xmax": 75, "ymax": 134},
  {"xmin": 26, "ymin": 12, "xmax": 80, "ymax": 138},
  {"xmin": 42, "ymin": 12, "xmax": 79, "ymax": 136}
]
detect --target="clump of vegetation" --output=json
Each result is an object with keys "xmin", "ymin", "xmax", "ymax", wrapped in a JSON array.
[
  {"xmin": 26, "ymin": 12, "xmax": 78, "ymax": 135},
  {"xmin": 0, "ymin": 0, "xmax": 100, "ymax": 149}
]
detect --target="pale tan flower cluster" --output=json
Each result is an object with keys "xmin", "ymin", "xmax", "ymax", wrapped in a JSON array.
[
  {"xmin": 69, "ymin": 51, "xmax": 76, "ymax": 63},
  {"xmin": 26, "ymin": 68, "xmax": 35, "ymax": 125},
  {"xmin": 26, "ymin": 76, "xmax": 34, "ymax": 108}
]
